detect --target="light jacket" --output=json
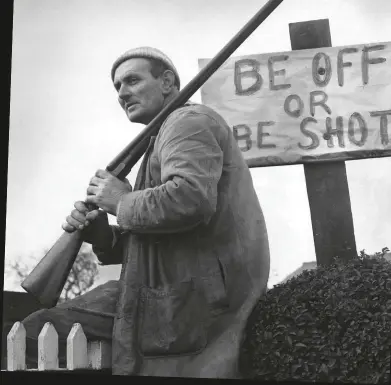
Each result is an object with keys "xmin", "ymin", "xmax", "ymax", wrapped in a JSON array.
[{"xmin": 94, "ymin": 103, "xmax": 270, "ymax": 378}]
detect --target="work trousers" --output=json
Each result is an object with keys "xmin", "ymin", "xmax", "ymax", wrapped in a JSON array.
[{"xmin": 21, "ymin": 280, "xmax": 119, "ymax": 369}]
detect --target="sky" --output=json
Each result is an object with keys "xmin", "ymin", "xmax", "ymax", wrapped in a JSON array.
[{"xmin": 4, "ymin": 0, "xmax": 391, "ymax": 291}]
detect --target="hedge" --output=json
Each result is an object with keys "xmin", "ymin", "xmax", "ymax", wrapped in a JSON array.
[{"xmin": 240, "ymin": 248, "xmax": 391, "ymax": 383}]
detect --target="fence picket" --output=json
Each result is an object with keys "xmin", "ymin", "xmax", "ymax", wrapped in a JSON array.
[
  {"xmin": 7, "ymin": 322, "xmax": 26, "ymax": 371},
  {"xmin": 67, "ymin": 323, "xmax": 88, "ymax": 370},
  {"xmin": 38, "ymin": 322, "xmax": 59, "ymax": 370},
  {"xmin": 88, "ymin": 340, "xmax": 112, "ymax": 369},
  {"xmin": 6, "ymin": 321, "xmax": 112, "ymax": 372}
]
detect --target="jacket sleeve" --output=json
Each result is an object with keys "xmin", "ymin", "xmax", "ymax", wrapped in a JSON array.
[
  {"xmin": 92, "ymin": 225, "xmax": 126, "ymax": 265},
  {"xmin": 116, "ymin": 110, "xmax": 223, "ymax": 234}
]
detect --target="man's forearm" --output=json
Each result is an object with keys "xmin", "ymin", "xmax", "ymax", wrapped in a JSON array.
[
  {"xmin": 81, "ymin": 212, "xmax": 114, "ymax": 250},
  {"xmin": 82, "ymin": 224, "xmax": 114, "ymax": 250},
  {"xmin": 90, "ymin": 225, "xmax": 125, "ymax": 266}
]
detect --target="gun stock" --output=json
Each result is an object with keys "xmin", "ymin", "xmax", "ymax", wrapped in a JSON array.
[
  {"xmin": 21, "ymin": 231, "xmax": 84, "ymax": 308},
  {"xmin": 21, "ymin": 0, "xmax": 284, "ymax": 307}
]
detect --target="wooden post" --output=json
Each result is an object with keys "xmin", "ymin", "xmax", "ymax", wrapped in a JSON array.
[
  {"xmin": 7, "ymin": 322, "xmax": 26, "ymax": 371},
  {"xmin": 289, "ymin": 19, "xmax": 357, "ymax": 266},
  {"xmin": 88, "ymin": 340, "xmax": 112, "ymax": 369},
  {"xmin": 67, "ymin": 323, "xmax": 88, "ymax": 370},
  {"xmin": 38, "ymin": 322, "xmax": 59, "ymax": 370}
]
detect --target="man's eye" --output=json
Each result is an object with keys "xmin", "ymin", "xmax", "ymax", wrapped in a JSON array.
[{"xmin": 127, "ymin": 77, "xmax": 138, "ymax": 85}]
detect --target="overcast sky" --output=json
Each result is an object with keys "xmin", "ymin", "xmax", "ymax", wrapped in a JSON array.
[{"xmin": 5, "ymin": 0, "xmax": 391, "ymax": 291}]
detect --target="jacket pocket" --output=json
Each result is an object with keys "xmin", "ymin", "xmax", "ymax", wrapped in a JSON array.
[
  {"xmin": 200, "ymin": 254, "xmax": 230, "ymax": 315},
  {"xmin": 137, "ymin": 280, "xmax": 208, "ymax": 358}
]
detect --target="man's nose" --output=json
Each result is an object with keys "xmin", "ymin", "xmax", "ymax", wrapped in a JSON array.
[{"xmin": 118, "ymin": 84, "xmax": 131, "ymax": 101}]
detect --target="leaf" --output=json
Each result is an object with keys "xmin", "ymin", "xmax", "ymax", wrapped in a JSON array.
[
  {"xmin": 291, "ymin": 364, "xmax": 302, "ymax": 374},
  {"xmin": 328, "ymin": 358, "xmax": 336, "ymax": 367},
  {"xmin": 320, "ymin": 363, "xmax": 329, "ymax": 374}
]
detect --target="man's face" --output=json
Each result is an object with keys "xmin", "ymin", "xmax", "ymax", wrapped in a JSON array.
[{"xmin": 113, "ymin": 58, "xmax": 165, "ymax": 125}]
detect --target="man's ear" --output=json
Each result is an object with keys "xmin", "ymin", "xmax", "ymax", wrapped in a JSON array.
[{"xmin": 161, "ymin": 70, "xmax": 176, "ymax": 94}]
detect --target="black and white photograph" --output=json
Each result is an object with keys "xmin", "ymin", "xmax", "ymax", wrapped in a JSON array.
[{"xmin": 2, "ymin": 0, "xmax": 391, "ymax": 382}]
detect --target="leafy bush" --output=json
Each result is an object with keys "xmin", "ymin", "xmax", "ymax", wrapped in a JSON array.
[{"xmin": 240, "ymin": 248, "xmax": 391, "ymax": 383}]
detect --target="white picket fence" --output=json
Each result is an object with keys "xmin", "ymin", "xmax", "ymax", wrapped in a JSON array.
[{"xmin": 6, "ymin": 321, "xmax": 112, "ymax": 371}]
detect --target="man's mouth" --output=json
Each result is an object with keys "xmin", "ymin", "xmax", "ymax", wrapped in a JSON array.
[{"xmin": 125, "ymin": 103, "xmax": 137, "ymax": 111}]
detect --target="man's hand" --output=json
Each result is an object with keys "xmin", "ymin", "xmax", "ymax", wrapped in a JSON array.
[
  {"xmin": 62, "ymin": 200, "xmax": 114, "ymax": 248},
  {"xmin": 85, "ymin": 169, "xmax": 133, "ymax": 216},
  {"xmin": 62, "ymin": 201, "xmax": 100, "ymax": 232}
]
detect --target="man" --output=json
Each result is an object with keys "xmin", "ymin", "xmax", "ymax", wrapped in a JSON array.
[{"xmin": 22, "ymin": 47, "xmax": 270, "ymax": 378}]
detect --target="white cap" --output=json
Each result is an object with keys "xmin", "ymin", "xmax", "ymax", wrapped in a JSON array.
[{"xmin": 111, "ymin": 46, "xmax": 180, "ymax": 89}]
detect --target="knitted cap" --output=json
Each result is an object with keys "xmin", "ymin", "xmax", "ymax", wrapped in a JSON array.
[{"xmin": 111, "ymin": 46, "xmax": 180, "ymax": 89}]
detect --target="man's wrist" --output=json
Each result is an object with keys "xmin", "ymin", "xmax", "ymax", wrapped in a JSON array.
[{"xmin": 81, "ymin": 212, "xmax": 113, "ymax": 250}]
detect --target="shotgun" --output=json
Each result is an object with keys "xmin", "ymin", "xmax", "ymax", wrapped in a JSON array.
[{"xmin": 21, "ymin": 0, "xmax": 284, "ymax": 308}]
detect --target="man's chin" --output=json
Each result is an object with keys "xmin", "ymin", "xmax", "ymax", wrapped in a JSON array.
[
  {"xmin": 127, "ymin": 111, "xmax": 153, "ymax": 125},
  {"xmin": 126, "ymin": 111, "xmax": 144, "ymax": 124}
]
